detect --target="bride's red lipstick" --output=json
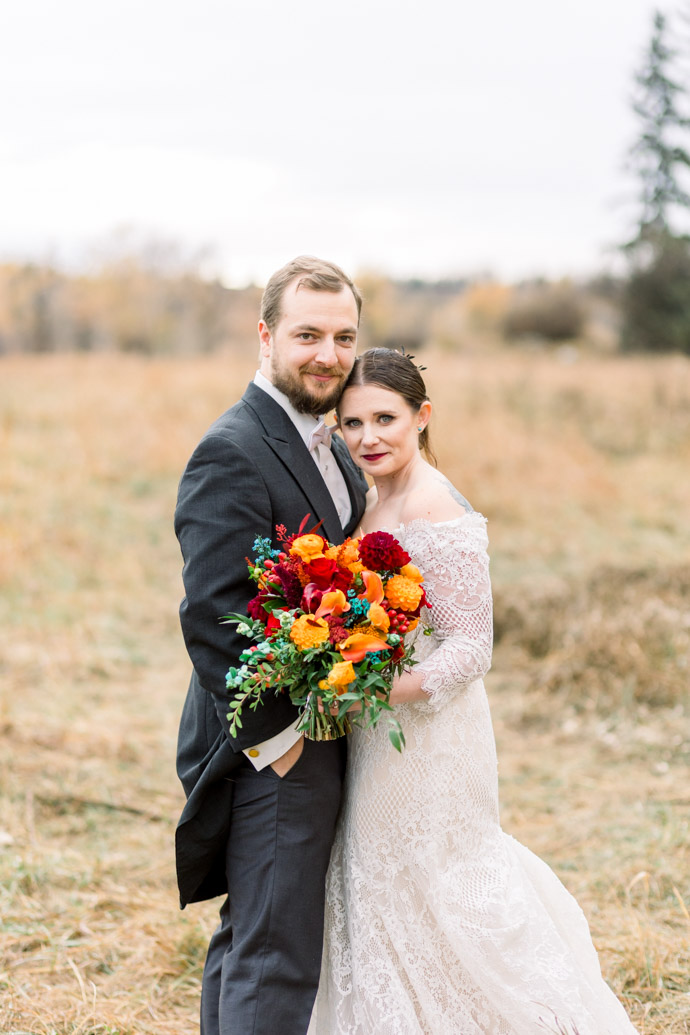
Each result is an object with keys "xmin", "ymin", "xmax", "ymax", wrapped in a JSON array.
[{"xmin": 361, "ymin": 453, "xmax": 387, "ymax": 461}]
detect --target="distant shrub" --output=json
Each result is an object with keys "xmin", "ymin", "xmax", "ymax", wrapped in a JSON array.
[
  {"xmin": 503, "ymin": 281, "xmax": 586, "ymax": 342},
  {"xmin": 494, "ymin": 565, "xmax": 690, "ymax": 711}
]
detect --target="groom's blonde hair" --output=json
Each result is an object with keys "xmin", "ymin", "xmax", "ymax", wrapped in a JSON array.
[{"xmin": 260, "ymin": 256, "xmax": 363, "ymax": 333}]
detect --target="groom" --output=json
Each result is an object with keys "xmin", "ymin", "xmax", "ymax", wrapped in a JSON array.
[{"xmin": 174, "ymin": 256, "xmax": 367, "ymax": 1035}]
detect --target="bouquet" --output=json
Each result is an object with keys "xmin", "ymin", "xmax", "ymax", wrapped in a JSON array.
[{"xmin": 223, "ymin": 518, "xmax": 428, "ymax": 751}]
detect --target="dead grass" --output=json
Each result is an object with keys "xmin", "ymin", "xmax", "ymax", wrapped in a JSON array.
[{"xmin": 1, "ymin": 350, "xmax": 688, "ymax": 1033}]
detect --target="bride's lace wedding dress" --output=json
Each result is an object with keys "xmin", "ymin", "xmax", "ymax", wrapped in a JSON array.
[{"xmin": 310, "ymin": 512, "xmax": 638, "ymax": 1035}]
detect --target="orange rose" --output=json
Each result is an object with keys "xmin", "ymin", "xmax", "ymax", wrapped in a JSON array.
[
  {"xmin": 290, "ymin": 534, "xmax": 326, "ymax": 563},
  {"xmin": 399, "ymin": 562, "xmax": 423, "ymax": 584},
  {"xmin": 326, "ymin": 660, "xmax": 356, "ymax": 691},
  {"xmin": 367, "ymin": 601, "xmax": 390, "ymax": 634}
]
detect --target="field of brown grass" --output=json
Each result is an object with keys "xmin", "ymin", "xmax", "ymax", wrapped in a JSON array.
[{"xmin": 1, "ymin": 350, "xmax": 689, "ymax": 1034}]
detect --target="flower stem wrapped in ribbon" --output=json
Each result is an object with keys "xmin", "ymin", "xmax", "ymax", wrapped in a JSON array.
[{"xmin": 222, "ymin": 518, "xmax": 428, "ymax": 751}]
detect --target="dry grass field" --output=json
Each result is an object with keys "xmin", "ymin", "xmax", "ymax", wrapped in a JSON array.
[{"xmin": 1, "ymin": 349, "xmax": 689, "ymax": 1034}]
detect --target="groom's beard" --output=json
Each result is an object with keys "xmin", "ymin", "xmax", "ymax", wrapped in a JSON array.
[{"xmin": 270, "ymin": 360, "xmax": 347, "ymax": 415}]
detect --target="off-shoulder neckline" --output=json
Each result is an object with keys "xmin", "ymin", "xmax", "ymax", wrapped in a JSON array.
[{"xmin": 368, "ymin": 512, "xmax": 487, "ymax": 536}]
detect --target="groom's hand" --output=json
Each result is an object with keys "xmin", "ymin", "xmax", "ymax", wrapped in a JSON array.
[{"xmin": 270, "ymin": 735, "xmax": 305, "ymax": 777}]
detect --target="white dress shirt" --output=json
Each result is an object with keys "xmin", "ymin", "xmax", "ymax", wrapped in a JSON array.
[{"xmin": 243, "ymin": 371, "xmax": 352, "ymax": 769}]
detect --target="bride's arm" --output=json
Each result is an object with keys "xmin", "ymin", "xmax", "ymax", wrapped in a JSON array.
[{"xmin": 390, "ymin": 521, "xmax": 493, "ymax": 710}]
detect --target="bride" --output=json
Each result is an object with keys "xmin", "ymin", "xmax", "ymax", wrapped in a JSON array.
[{"xmin": 309, "ymin": 349, "xmax": 638, "ymax": 1035}]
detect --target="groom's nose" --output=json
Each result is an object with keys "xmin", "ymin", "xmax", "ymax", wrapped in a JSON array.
[{"xmin": 313, "ymin": 336, "xmax": 339, "ymax": 366}]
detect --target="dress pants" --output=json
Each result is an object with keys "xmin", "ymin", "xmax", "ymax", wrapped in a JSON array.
[{"xmin": 200, "ymin": 737, "xmax": 345, "ymax": 1035}]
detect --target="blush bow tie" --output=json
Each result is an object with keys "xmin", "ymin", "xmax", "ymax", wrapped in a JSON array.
[{"xmin": 308, "ymin": 419, "xmax": 333, "ymax": 452}]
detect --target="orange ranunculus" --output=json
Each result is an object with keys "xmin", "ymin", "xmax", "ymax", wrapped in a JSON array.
[
  {"xmin": 367, "ymin": 601, "xmax": 390, "ymax": 634},
  {"xmin": 290, "ymin": 534, "xmax": 326, "ymax": 563},
  {"xmin": 315, "ymin": 589, "xmax": 350, "ymax": 619},
  {"xmin": 361, "ymin": 569, "xmax": 384, "ymax": 604},
  {"xmin": 406, "ymin": 617, "xmax": 419, "ymax": 631},
  {"xmin": 400, "ymin": 562, "xmax": 423, "ymax": 584},
  {"xmin": 338, "ymin": 632, "xmax": 391, "ymax": 663},
  {"xmin": 326, "ymin": 660, "xmax": 356, "ymax": 691},
  {"xmin": 289, "ymin": 614, "xmax": 330, "ymax": 650},
  {"xmin": 385, "ymin": 575, "xmax": 423, "ymax": 611}
]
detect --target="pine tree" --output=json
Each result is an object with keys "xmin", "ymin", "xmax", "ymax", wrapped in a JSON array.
[
  {"xmin": 627, "ymin": 10, "xmax": 690, "ymax": 245},
  {"xmin": 622, "ymin": 9, "xmax": 690, "ymax": 352}
]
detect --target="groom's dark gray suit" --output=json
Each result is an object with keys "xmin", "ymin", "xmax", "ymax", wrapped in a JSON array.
[{"xmin": 175, "ymin": 380, "xmax": 367, "ymax": 1034}]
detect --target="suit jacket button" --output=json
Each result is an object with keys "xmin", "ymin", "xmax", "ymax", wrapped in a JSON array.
[{"xmin": 248, "ymin": 749, "xmax": 260, "ymax": 757}]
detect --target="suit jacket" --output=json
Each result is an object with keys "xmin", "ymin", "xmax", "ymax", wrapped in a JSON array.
[{"xmin": 174, "ymin": 382, "xmax": 368, "ymax": 907}]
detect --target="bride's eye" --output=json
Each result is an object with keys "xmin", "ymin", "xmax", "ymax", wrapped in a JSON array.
[
  {"xmin": 378, "ymin": 414, "xmax": 394, "ymax": 424},
  {"xmin": 343, "ymin": 418, "xmax": 362, "ymax": 428}
]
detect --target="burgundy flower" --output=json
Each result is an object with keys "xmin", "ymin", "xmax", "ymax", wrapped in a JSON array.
[
  {"xmin": 327, "ymin": 616, "xmax": 349, "ymax": 644},
  {"xmin": 301, "ymin": 583, "xmax": 324, "ymax": 614},
  {"xmin": 273, "ymin": 562, "xmax": 304, "ymax": 608},
  {"xmin": 358, "ymin": 531, "xmax": 410, "ymax": 571},
  {"xmin": 247, "ymin": 594, "xmax": 269, "ymax": 622}
]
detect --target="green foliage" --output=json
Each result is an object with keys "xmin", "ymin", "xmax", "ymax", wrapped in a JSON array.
[
  {"xmin": 626, "ymin": 12, "xmax": 690, "ymax": 241},
  {"xmin": 621, "ymin": 10, "xmax": 690, "ymax": 352},
  {"xmin": 622, "ymin": 232, "xmax": 690, "ymax": 352}
]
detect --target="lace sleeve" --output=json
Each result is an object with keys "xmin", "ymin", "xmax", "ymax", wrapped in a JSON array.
[{"xmin": 405, "ymin": 516, "xmax": 493, "ymax": 710}]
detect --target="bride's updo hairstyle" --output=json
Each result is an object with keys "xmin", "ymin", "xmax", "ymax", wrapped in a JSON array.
[{"xmin": 342, "ymin": 347, "xmax": 437, "ymax": 465}]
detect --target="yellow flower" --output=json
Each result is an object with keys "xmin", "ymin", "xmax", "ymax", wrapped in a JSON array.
[
  {"xmin": 289, "ymin": 614, "xmax": 330, "ymax": 650},
  {"xmin": 326, "ymin": 660, "xmax": 356, "ymax": 692},
  {"xmin": 385, "ymin": 575, "xmax": 423, "ymax": 611},
  {"xmin": 367, "ymin": 602, "xmax": 390, "ymax": 634},
  {"xmin": 290, "ymin": 534, "xmax": 326, "ymax": 563},
  {"xmin": 400, "ymin": 562, "xmax": 423, "ymax": 584}
]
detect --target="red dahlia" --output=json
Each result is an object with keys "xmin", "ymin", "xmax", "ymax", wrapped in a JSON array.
[{"xmin": 358, "ymin": 531, "xmax": 410, "ymax": 571}]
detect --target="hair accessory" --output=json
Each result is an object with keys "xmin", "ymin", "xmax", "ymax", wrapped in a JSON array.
[{"xmin": 397, "ymin": 345, "xmax": 427, "ymax": 372}]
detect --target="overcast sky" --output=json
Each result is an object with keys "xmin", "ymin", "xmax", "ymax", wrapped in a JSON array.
[{"xmin": 0, "ymin": 0, "xmax": 675, "ymax": 284}]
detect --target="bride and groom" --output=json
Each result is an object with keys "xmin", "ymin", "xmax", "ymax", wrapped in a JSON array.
[{"xmin": 175, "ymin": 257, "xmax": 637, "ymax": 1034}]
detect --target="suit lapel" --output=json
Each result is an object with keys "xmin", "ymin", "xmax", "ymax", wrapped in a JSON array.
[
  {"xmin": 242, "ymin": 383, "xmax": 345, "ymax": 544},
  {"xmin": 331, "ymin": 433, "xmax": 368, "ymax": 537},
  {"xmin": 263, "ymin": 433, "xmax": 345, "ymax": 544}
]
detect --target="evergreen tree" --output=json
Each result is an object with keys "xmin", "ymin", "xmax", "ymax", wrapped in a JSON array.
[
  {"xmin": 627, "ymin": 10, "xmax": 690, "ymax": 245},
  {"xmin": 622, "ymin": 9, "xmax": 690, "ymax": 352}
]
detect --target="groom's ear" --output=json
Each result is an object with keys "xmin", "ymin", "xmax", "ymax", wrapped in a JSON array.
[{"xmin": 258, "ymin": 320, "xmax": 272, "ymax": 359}]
